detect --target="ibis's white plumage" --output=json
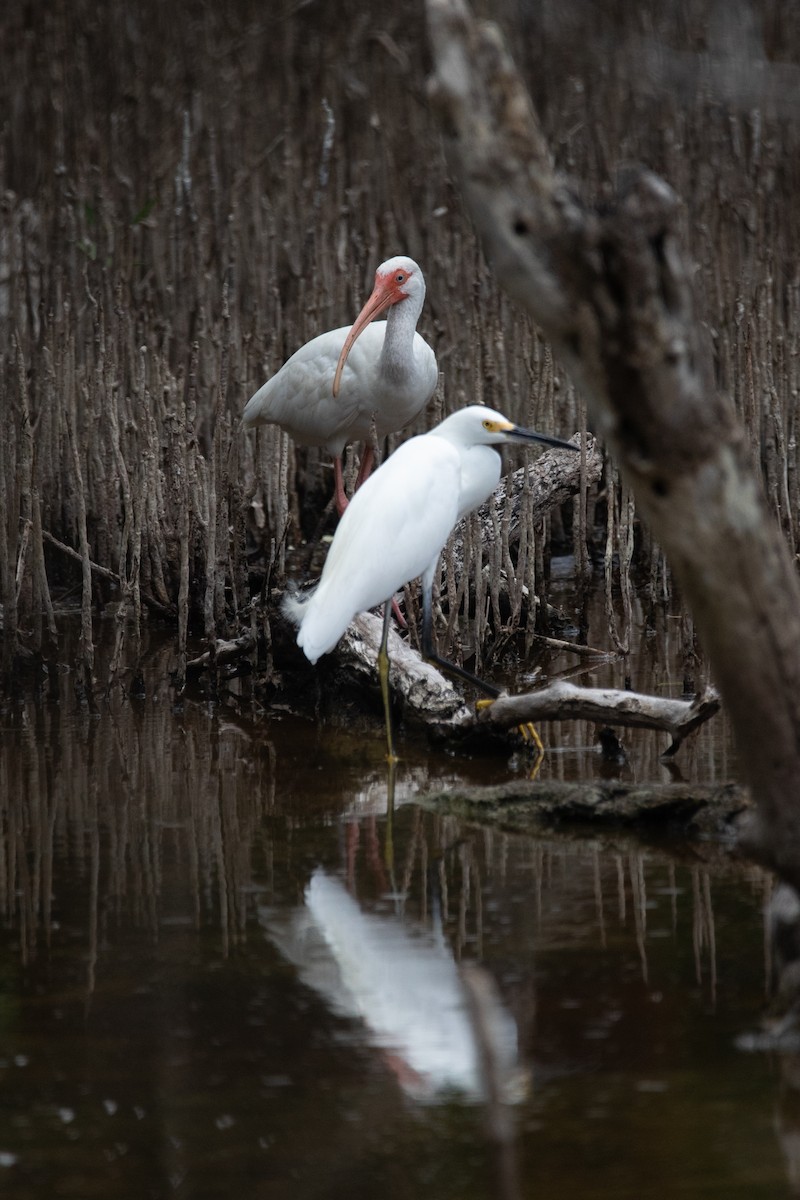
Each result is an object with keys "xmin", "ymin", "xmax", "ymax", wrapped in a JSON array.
[{"xmin": 243, "ymin": 255, "xmax": 437, "ymax": 458}]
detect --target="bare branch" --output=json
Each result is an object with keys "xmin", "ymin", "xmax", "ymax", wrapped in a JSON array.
[
  {"xmin": 478, "ymin": 680, "xmax": 720, "ymax": 756},
  {"xmin": 41, "ymin": 530, "xmax": 120, "ymax": 585}
]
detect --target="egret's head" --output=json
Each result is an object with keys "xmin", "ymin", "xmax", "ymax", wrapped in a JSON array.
[
  {"xmin": 437, "ymin": 405, "xmax": 581, "ymax": 452},
  {"xmin": 479, "ymin": 414, "xmax": 518, "ymax": 442}
]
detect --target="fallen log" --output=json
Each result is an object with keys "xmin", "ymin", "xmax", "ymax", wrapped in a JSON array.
[
  {"xmin": 333, "ymin": 611, "xmax": 719, "ymax": 755},
  {"xmin": 476, "ymin": 680, "xmax": 721, "ymax": 756},
  {"xmin": 187, "ymin": 631, "xmax": 256, "ymax": 676},
  {"xmin": 526, "ymin": 632, "xmax": 609, "ymax": 658},
  {"xmin": 416, "ymin": 778, "xmax": 750, "ymax": 842},
  {"xmin": 336, "ymin": 611, "xmax": 474, "ymax": 732}
]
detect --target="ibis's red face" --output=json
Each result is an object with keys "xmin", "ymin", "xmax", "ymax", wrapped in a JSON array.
[
  {"xmin": 332, "ymin": 267, "xmax": 414, "ymax": 397},
  {"xmin": 375, "ymin": 266, "xmax": 412, "ymax": 305}
]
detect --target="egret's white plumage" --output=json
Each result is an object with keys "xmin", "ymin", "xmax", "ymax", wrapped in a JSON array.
[
  {"xmin": 294, "ymin": 428, "xmax": 463, "ymax": 663},
  {"xmin": 291, "ymin": 404, "xmax": 579, "ymax": 663},
  {"xmin": 287, "ymin": 403, "xmax": 579, "ymax": 758},
  {"xmin": 243, "ymin": 255, "xmax": 437, "ymax": 513}
]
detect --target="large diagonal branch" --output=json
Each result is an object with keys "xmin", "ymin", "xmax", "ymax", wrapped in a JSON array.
[{"xmin": 426, "ymin": 0, "xmax": 800, "ymax": 887}]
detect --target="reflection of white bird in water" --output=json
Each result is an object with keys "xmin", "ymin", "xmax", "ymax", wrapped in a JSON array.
[
  {"xmin": 243, "ymin": 256, "xmax": 437, "ymax": 515},
  {"xmin": 260, "ymin": 869, "xmax": 524, "ymax": 1103},
  {"xmin": 286, "ymin": 404, "xmax": 580, "ymax": 758}
]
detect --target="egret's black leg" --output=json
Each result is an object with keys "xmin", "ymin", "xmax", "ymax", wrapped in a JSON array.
[
  {"xmin": 420, "ymin": 584, "xmax": 500, "ymax": 697},
  {"xmin": 420, "ymin": 584, "xmax": 544, "ymax": 754},
  {"xmin": 378, "ymin": 599, "xmax": 398, "ymax": 763}
]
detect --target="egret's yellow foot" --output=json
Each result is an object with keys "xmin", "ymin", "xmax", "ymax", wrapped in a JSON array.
[
  {"xmin": 475, "ymin": 698, "xmax": 544, "ymax": 755},
  {"xmin": 518, "ymin": 721, "xmax": 544, "ymax": 755}
]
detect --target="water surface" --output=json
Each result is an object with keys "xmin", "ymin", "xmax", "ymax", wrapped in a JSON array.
[{"xmin": 0, "ymin": 626, "xmax": 790, "ymax": 1199}]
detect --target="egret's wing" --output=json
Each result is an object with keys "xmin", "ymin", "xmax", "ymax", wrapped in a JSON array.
[
  {"xmin": 322, "ymin": 433, "xmax": 460, "ymax": 610},
  {"xmin": 296, "ymin": 435, "xmax": 460, "ymax": 660}
]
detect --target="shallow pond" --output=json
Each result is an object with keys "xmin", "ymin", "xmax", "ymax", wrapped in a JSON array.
[{"xmin": 0, "ymin": 616, "xmax": 792, "ymax": 1199}]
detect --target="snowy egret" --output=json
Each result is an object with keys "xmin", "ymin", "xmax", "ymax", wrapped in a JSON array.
[
  {"xmin": 286, "ymin": 404, "xmax": 580, "ymax": 759},
  {"xmin": 243, "ymin": 255, "xmax": 437, "ymax": 515}
]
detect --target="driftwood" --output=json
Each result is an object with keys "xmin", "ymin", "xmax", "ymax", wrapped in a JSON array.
[
  {"xmin": 476, "ymin": 680, "xmax": 720, "ymax": 756},
  {"xmin": 339, "ymin": 612, "xmax": 473, "ymax": 729},
  {"xmin": 527, "ymin": 633, "xmax": 609, "ymax": 659},
  {"xmin": 425, "ymin": 0, "xmax": 800, "ymax": 889},
  {"xmin": 335, "ymin": 611, "xmax": 718, "ymax": 755},
  {"xmin": 187, "ymin": 632, "xmax": 256, "ymax": 676}
]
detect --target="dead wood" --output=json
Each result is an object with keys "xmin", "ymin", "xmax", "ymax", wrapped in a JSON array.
[
  {"xmin": 416, "ymin": 778, "xmax": 751, "ymax": 843},
  {"xmin": 42, "ymin": 530, "xmax": 120, "ymax": 586},
  {"xmin": 187, "ymin": 632, "xmax": 256, "ymax": 676},
  {"xmin": 326, "ymin": 610, "xmax": 717, "ymax": 756},
  {"xmin": 527, "ymin": 633, "xmax": 609, "ymax": 659},
  {"xmin": 452, "ymin": 433, "xmax": 601, "ymax": 560},
  {"xmin": 337, "ymin": 612, "xmax": 474, "ymax": 731},
  {"xmin": 477, "ymin": 681, "xmax": 720, "ymax": 756},
  {"xmin": 425, "ymin": 0, "xmax": 800, "ymax": 889}
]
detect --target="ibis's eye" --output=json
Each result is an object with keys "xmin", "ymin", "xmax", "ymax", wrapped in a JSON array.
[{"xmin": 395, "ymin": 271, "xmax": 408, "ymax": 284}]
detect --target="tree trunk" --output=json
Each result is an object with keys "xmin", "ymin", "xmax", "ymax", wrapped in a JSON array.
[{"xmin": 425, "ymin": 0, "xmax": 800, "ymax": 888}]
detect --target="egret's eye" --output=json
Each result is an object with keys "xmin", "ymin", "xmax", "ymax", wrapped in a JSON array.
[{"xmin": 482, "ymin": 419, "xmax": 493, "ymax": 431}]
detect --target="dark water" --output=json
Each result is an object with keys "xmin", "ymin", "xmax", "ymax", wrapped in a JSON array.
[{"xmin": 0, "ymin": 620, "xmax": 792, "ymax": 1199}]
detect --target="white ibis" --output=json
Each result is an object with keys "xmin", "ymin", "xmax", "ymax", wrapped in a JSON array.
[
  {"xmin": 243, "ymin": 255, "xmax": 438, "ymax": 515},
  {"xmin": 285, "ymin": 404, "xmax": 580, "ymax": 759}
]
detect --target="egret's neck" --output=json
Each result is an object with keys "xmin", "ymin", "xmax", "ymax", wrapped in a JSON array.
[
  {"xmin": 456, "ymin": 444, "xmax": 502, "ymax": 520},
  {"xmin": 379, "ymin": 289, "xmax": 425, "ymax": 383}
]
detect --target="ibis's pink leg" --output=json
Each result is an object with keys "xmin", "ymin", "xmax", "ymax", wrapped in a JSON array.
[
  {"xmin": 354, "ymin": 444, "xmax": 375, "ymax": 490},
  {"xmin": 333, "ymin": 456, "xmax": 349, "ymax": 518},
  {"xmin": 335, "ymin": 443, "xmax": 376, "ymax": 514}
]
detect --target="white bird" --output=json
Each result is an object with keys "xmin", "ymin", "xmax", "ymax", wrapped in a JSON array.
[
  {"xmin": 286, "ymin": 404, "xmax": 580, "ymax": 759},
  {"xmin": 260, "ymin": 869, "xmax": 525, "ymax": 1104},
  {"xmin": 243, "ymin": 255, "xmax": 438, "ymax": 515}
]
